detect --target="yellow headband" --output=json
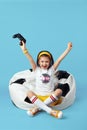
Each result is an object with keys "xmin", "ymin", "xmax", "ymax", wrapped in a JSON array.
[{"xmin": 38, "ymin": 52, "xmax": 51, "ymax": 59}]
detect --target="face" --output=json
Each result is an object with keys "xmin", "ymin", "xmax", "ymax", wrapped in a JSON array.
[{"xmin": 38, "ymin": 56, "xmax": 50, "ymax": 69}]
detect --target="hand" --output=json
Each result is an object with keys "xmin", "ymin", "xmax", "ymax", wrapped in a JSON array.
[
  {"xmin": 67, "ymin": 42, "xmax": 72, "ymax": 50},
  {"xmin": 20, "ymin": 41, "xmax": 26, "ymax": 51}
]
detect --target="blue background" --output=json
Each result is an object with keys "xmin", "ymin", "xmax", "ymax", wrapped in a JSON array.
[{"xmin": 0, "ymin": 0, "xmax": 87, "ymax": 130}]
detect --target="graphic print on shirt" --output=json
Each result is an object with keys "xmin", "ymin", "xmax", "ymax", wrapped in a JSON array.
[{"xmin": 40, "ymin": 73, "xmax": 50, "ymax": 83}]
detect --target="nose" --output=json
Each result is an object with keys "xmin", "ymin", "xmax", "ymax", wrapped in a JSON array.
[{"xmin": 43, "ymin": 62, "xmax": 46, "ymax": 65}]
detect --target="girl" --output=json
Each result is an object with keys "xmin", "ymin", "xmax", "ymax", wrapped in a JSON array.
[{"xmin": 20, "ymin": 41, "xmax": 72, "ymax": 118}]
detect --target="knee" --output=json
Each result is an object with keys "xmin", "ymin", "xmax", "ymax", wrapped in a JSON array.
[
  {"xmin": 27, "ymin": 91, "xmax": 35, "ymax": 98},
  {"xmin": 54, "ymin": 89, "xmax": 62, "ymax": 97}
]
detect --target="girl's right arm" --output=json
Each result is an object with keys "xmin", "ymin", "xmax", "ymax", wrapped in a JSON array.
[{"xmin": 20, "ymin": 41, "xmax": 37, "ymax": 71}]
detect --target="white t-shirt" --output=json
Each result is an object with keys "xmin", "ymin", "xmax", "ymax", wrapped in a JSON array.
[{"xmin": 34, "ymin": 66, "xmax": 56, "ymax": 95}]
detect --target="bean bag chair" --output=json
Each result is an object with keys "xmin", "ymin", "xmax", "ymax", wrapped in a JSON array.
[{"xmin": 9, "ymin": 69, "xmax": 76, "ymax": 110}]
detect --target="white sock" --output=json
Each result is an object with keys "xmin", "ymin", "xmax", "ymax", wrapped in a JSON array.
[
  {"xmin": 38, "ymin": 94, "xmax": 58, "ymax": 111},
  {"xmin": 30, "ymin": 96, "xmax": 52, "ymax": 114},
  {"xmin": 44, "ymin": 94, "xmax": 58, "ymax": 105}
]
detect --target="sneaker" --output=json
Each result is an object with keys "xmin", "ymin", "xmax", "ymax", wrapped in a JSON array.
[
  {"xmin": 50, "ymin": 110, "xmax": 63, "ymax": 118},
  {"xmin": 27, "ymin": 107, "xmax": 39, "ymax": 116}
]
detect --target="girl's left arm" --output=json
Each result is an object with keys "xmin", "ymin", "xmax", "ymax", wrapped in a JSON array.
[{"xmin": 53, "ymin": 42, "xmax": 72, "ymax": 70}]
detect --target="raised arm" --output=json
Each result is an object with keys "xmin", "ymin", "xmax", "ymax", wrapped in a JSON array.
[
  {"xmin": 20, "ymin": 41, "xmax": 37, "ymax": 71},
  {"xmin": 53, "ymin": 42, "xmax": 72, "ymax": 70}
]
